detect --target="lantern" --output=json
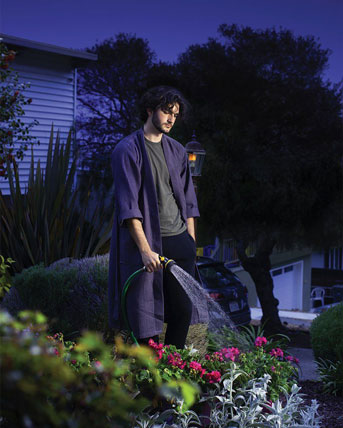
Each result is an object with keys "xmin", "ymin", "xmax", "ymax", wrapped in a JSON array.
[{"xmin": 185, "ymin": 132, "xmax": 206, "ymax": 177}]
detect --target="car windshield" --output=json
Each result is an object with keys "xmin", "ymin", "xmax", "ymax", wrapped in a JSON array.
[{"xmin": 198, "ymin": 264, "xmax": 239, "ymax": 289}]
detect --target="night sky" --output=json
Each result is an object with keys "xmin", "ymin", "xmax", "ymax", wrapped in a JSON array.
[{"xmin": 0, "ymin": 0, "xmax": 342, "ymax": 84}]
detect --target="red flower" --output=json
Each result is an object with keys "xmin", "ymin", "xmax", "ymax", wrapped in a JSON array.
[
  {"xmin": 286, "ymin": 355, "xmax": 299, "ymax": 364},
  {"xmin": 156, "ymin": 349, "xmax": 163, "ymax": 360},
  {"xmin": 270, "ymin": 348, "xmax": 284, "ymax": 359},
  {"xmin": 254, "ymin": 336, "xmax": 267, "ymax": 347},
  {"xmin": 189, "ymin": 361, "xmax": 202, "ymax": 371},
  {"xmin": 167, "ymin": 353, "xmax": 186, "ymax": 369},
  {"xmin": 220, "ymin": 347, "xmax": 240, "ymax": 361},
  {"xmin": 205, "ymin": 370, "xmax": 221, "ymax": 383}
]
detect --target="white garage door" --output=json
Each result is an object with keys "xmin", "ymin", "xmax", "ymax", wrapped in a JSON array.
[
  {"xmin": 257, "ymin": 261, "xmax": 303, "ymax": 310},
  {"xmin": 270, "ymin": 262, "xmax": 303, "ymax": 310}
]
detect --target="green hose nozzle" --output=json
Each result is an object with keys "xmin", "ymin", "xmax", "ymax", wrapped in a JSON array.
[{"xmin": 159, "ymin": 256, "xmax": 176, "ymax": 271}]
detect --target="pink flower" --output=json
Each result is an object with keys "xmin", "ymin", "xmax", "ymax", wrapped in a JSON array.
[
  {"xmin": 271, "ymin": 365, "xmax": 275, "ymax": 372},
  {"xmin": 254, "ymin": 336, "xmax": 267, "ymax": 347},
  {"xmin": 94, "ymin": 360, "xmax": 102, "ymax": 367},
  {"xmin": 189, "ymin": 361, "xmax": 202, "ymax": 371},
  {"xmin": 148, "ymin": 338, "xmax": 165, "ymax": 359},
  {"xmin": 286, "ymin": 355, "xmax": 293, "ymax": 361},
  {"xmin": 221, "ymin": 347, "xmax": 240, "ymax": 361},
  {"xmin": 167, "ymin": 352, "xmax": 186, "ymax": 369},
  {"xmin": 213, "ymin": 351, "xmax": 224, "ymax": 362},
  {"xmin": 205, "ymin": 354, "xmax": 211, "ymax": 360},
  {"xmin": 53, "ymin": 348, "xmax": 59, "ymax": 356},
  {"xmin": 270, "ymin": 348, "xmax": 284, "ymax": 359},
  {"xmin": 294, "ymin": 357, "xmax": 299, "ymax": 364},
  {"xmin": 205, "ymin": 370, "xmax": 221, "ymax": 384},
  {"xmin": 71, "ymin": 359, "xmax": 77, "ymax": 365}
]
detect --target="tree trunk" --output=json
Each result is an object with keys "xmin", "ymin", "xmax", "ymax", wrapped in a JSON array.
[{"xmin": 236, "ymin": 238, "xmax": 285, "ymax": 334}]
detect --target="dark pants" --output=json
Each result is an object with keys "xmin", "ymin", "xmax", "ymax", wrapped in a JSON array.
[
  {"xmin": 163, "ymin": 230, "xmax": 197, "ymax": 348},
  {"xmin": 138, "ymin": 230, "xmax": 196, "ymax": 348}
]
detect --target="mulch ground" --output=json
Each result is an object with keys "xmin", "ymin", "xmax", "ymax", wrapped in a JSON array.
[
  {"xmin": 299, "ymin": 380, "xmax": 343, "ymax": 427},
  {"xmin": 286, "ymin": 326, "xmax": 343, "ymax": 427}
]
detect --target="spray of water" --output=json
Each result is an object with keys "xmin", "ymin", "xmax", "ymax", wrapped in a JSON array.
[{"xmin": 168, "ymin": 264, "xmax": 237, "ymax": 333}]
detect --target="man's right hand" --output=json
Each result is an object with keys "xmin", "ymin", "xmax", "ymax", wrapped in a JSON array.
[
  {"xmin": 125, "ymin": 218, "xmax": 163, "ymax": 273},
  {"xmin": 141, "ymin": 250, "xmax": 162, "ymax": 273}
]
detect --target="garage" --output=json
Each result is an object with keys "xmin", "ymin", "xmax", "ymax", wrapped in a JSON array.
[{"xmin": 257, "ymin": 261, "xmax": 304, "ymax": 310}]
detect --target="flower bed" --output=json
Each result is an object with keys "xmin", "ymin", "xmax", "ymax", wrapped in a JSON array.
[
  {"xmin": 143, "ymin": 336, "xmax": 299, "ymax": 402},
  {"xmin": 0, "ymin": 310, "xmax": 321, "ymax": 427}
]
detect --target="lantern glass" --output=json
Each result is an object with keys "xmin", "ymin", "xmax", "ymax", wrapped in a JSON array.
[
  {"xmin": 188, "ymin": 151, "xmax": 205, "ymax": 176},
  {"xmin": 185, "ymin": 134, "xmax": 206, "ymax": 177}
]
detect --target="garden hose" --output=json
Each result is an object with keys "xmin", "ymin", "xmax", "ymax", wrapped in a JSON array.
[{"xmin": 120, "ymin": 256, "xmax": 175, "ymax": 346}]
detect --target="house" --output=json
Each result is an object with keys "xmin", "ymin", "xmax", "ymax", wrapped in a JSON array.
[
  {"xmin": 202, "ymin": 239, "xmax": 343, "ymax": 312},
  {"xmin": 0, "ymin": 34, "xmax": 97, "ymax": 195}
]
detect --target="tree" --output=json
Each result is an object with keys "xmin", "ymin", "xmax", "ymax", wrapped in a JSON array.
[
  {"xmin": 77, "ymin": 33, "xmax": 156, "ymax": 184},
  {"xmin": 175, "ymin": 25, "xmax": 343, "ymax": 332},
  {"xmin": 0, "ymin": 41, "xmax": 39, "ymax": 177}
]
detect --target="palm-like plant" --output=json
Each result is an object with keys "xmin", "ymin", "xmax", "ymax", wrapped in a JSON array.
[{"xmin": 0, "ymin": 126, "xmax": 113, "ymax": 272}]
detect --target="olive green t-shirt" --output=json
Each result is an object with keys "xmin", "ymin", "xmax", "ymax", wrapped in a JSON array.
[{"xmin": 145, "ymin": 137, "xmax": 186, "ymax": 237}]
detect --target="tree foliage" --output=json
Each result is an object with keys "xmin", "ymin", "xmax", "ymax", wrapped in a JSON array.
[
  {"xmin": 177, "ymin": 25, "xmax": 342, "ymax": 243},
  {"xmin": 175, "ymin": 25, "xmax": 342, "ymax": 331},
  {"xmin": 77, "ymin": 33, "xmax": 156, "ymax": 182}
]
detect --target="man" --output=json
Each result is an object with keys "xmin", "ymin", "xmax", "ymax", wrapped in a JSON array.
[{"xmin": 108, "ymin": 86, "xmax": 208, "ymax": 348}]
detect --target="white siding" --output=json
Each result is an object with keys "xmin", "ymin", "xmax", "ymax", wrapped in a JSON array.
[
  {"xmin": 0, "ymin": 50, "xmax": 76, "ymax": 195},
  {"xmin": 311, "ymin": 252, "xmax": 325, "ymax": 268}
]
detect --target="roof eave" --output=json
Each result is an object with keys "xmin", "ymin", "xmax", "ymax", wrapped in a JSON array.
[{"xmin": 0, "ymin": 33, "xmax": 98, "ymax": 63}]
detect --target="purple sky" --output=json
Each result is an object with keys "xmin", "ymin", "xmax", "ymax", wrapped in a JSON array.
[{"xmin": 1, "ymin": 0, "xmax": 342, "ymax": 84}]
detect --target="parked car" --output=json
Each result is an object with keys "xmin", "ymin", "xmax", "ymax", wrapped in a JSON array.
[{"xmin": 197, "ymin": 256, "xmax": 251, "ymax": 326}]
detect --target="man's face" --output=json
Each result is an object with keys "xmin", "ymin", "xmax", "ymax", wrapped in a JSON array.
[{"xmin": 150, "ymin": 103, "xmax": 179, "ymax": 134}]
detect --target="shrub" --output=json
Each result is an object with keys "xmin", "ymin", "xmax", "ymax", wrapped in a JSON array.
[
  {"xmin": 197, "ymin": 374, "xmax": 321, "ymax": 428},
  {"xmin": 136, "ymin": 373, "xmax": 321, "ymax": 428},
  {"xmin": 0, "ymin": 309, "xmax": 199, "ymax": 427},
  {"xmin": 310, "ymin": 303, "xmax": 343, "ymax": 397},
  {"xmin": 0, "ymin": 310, "xmax": 151, "ymax": 427},
  {"xmin": 2, "ymin": 255, "xmax": 109, "ymax": 338},
  {"xmin": 310, "ymin": 302, "xmax": 343, "ymax": 363},
  {"xmin": 316, "ymin": 358, "xmax": 343, "ymax": 396}
]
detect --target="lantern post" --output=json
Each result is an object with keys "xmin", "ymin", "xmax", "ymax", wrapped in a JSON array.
[{"xmin": 185, "ymin": 132, "xmax": 206, "ymax": 239}]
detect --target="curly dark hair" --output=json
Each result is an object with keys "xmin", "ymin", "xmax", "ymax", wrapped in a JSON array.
[{"xmin": 139, "ymin": 86, "xmax": 189, "ymax": 122}]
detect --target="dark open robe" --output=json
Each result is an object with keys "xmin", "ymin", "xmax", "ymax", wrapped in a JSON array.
[{"xmin": 108, "ymin": 129, "xmax": 208, "ymax": 338}]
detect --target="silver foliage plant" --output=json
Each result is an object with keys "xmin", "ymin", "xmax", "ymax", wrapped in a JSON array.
[{"xmin": 134, "ymin": 364, "xmax": 321, "ymax": 428}]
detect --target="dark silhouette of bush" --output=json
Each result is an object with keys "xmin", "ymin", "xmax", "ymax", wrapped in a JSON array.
[
  {"xmin": 2, "ymin": 255, "xmax": 109, "ymax": 339},
  {"xmin": 310, "ymin": 303, "xmax": 343, "ymax": 363}
]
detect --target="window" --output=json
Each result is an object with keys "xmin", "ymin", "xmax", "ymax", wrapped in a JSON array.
[{"xmin": 272, "ymin": 269, "xmax": 282, "ymax": 277}]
